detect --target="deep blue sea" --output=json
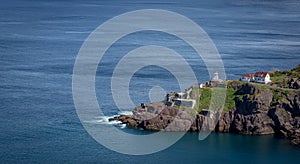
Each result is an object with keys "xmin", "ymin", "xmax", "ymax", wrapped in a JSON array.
[{"xmin": 1, "ymin": 0, "xmax": 300, "ymax": 163}]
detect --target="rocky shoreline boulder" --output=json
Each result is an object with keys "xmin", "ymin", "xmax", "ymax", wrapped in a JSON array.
[{"xmin": 111, "ymin": 102, "xmax": 206, "ymax": 132}]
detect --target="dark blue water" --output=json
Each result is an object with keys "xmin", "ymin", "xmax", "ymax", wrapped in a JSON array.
[{"xmin": 1, "ymin": 0, "xmax": 300, "ymax": 163}]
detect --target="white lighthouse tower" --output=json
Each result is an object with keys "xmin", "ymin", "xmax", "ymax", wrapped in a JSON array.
[{"xmin": 211, "ymin": 71, "xmax": 219, "ymax": 81}]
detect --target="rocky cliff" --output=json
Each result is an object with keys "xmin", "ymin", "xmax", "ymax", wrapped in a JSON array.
[
  {"xmin": 110, "ymin": 81, "xmax": 300, "ymax": 146},
  {"xmin": 217, "ymin": 81, "xmax": 300, "ymax": 146}
]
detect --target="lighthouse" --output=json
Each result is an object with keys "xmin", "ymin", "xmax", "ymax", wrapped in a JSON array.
[{"xmin": 211, "ymin": 71, "xmax": 219, "ymax": 81}]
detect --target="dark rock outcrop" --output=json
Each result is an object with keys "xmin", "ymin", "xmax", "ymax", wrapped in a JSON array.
[
  {"xmin": 216, "ymin": 110, "xmax": 234, "ymax": 133},
  {"xmin": 230, "ymin": 112, "xmax": 275, "ymax": 135},
  {"xmin": 112, "ymin": 102, "xmax": 205, "ymax": 132},
  {"xmin": 235, "ymin": 83, "xmax": 273, "ymax": 115}
]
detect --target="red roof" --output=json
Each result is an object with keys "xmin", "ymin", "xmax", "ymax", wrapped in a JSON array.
[
  {"xmin": 242, "ymin": 74, "xmax": 254, "ymax": 78},
  {"xmin": 254, "ymin": 72, "xmax": 268, "ymax": 77}
]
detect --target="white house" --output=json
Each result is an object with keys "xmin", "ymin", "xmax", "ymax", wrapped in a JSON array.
[
  {"xmin": 254, "ymin": 72, "xmax": 272, "ymax": 84},
  {"xmin": 240, "ymin": 72, "xmax": 272, "ymax": 84},
  {"xmin": 241, "ymin": 74, "xmax": 254, "ymax": 82}
]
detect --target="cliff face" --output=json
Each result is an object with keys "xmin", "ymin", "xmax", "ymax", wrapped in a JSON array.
[
  {"xmin": 217, "ymin": 82, "xmax": 275, "ymax": 135},
  {"xmin": 216, "ymin": 82, "xmax": 300, "ymax": 146}
]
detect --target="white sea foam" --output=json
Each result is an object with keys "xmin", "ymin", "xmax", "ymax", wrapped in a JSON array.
[
  {"xmin": 84, "ymin": 111, "xmax": 131, "ymax": 128},
  {"xmin": 84, "ymin": 118, "xmax": 123, "ymax": 126},
  {"xmin": 119, "ymin": 124, "xmax": 127, "ymax": 129}
]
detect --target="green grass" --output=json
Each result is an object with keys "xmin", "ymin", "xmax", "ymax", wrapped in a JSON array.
[
  {"xmin": 270, "ymin": 64, "xmax": 300, "ymax": 87},
  {"xmin": 224, "ymin": 88, "xmax": 236, "ymax": 111},
  {"xmin": 198, "ymin": 88, "xmax": 211, "ymax": 111},
  {"xmin": 270, "ymin": 71, "xmax": 286, "ymax": 83},
  {"xmin": 197, "ymin": 87, "xmax": 236, "ymax": 113}
]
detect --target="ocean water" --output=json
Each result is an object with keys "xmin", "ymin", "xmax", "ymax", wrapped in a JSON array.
[{"xmin": 1, "ymin": 0, "xmax": 300, "ymax": 163}]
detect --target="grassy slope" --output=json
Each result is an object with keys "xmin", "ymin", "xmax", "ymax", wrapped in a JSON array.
[
  {"xmin": 270, "ymin": 64, "xmax": 300, "ymax": 87},
  {"xmin": 197, "ymin": 86, "xmax": 235, "ymax": 112},
  {"xmin": 197, "ymin": 80, "xmax": 297, "ymax": 113}
]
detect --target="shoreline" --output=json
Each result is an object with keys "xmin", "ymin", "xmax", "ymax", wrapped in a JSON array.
[{"xmin": 109, "ymin": 65, "xmax": 300, "ymax": 147}]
